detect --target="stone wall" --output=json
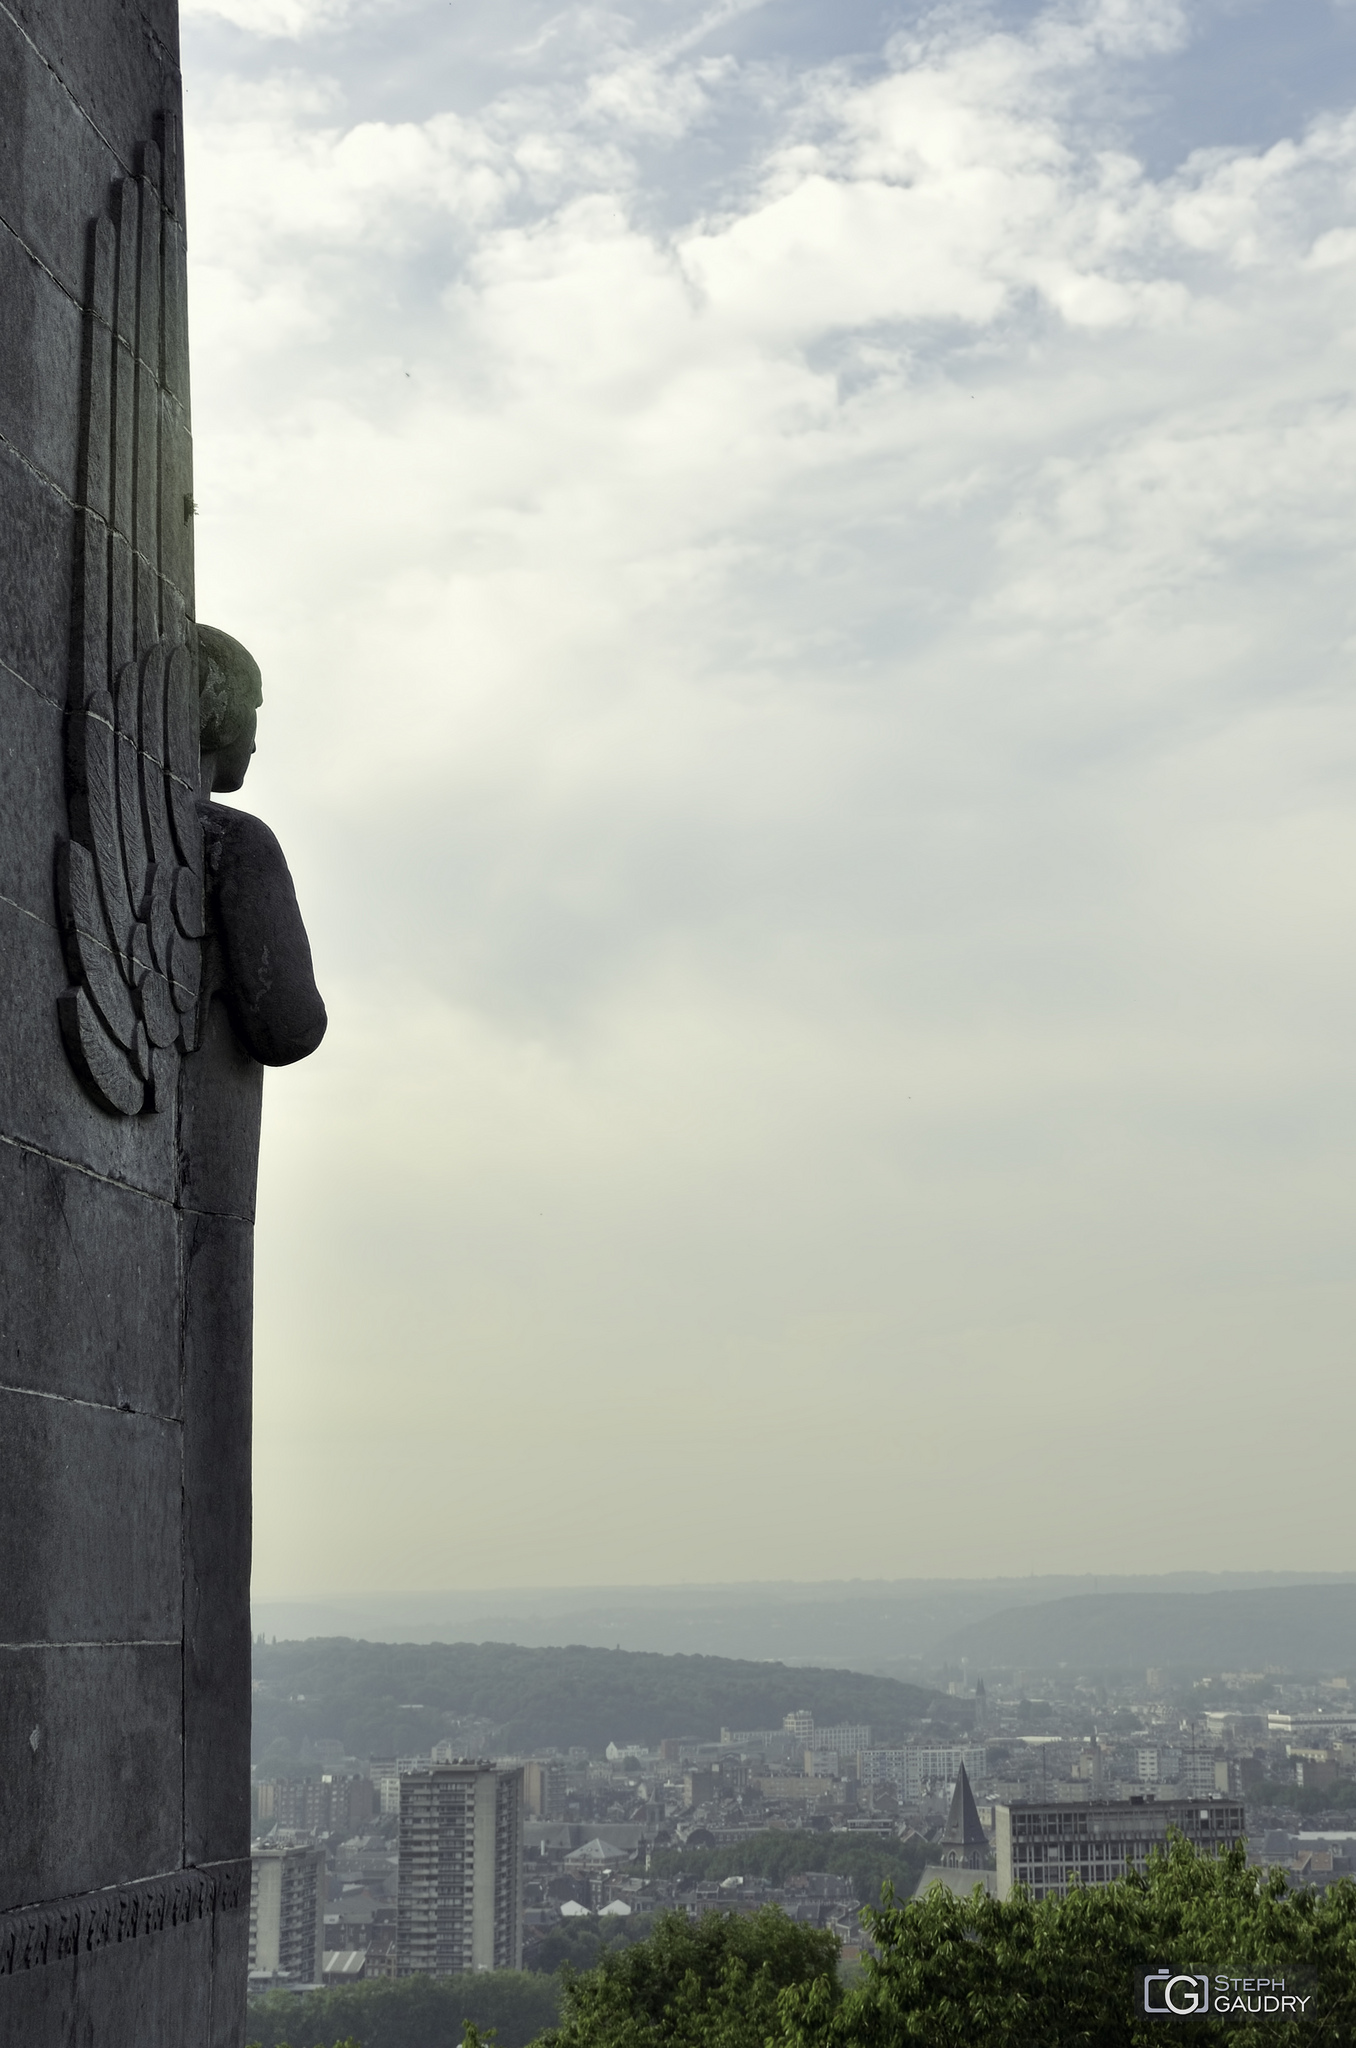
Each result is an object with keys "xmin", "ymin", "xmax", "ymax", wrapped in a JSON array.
[{"xmin": 0, "ymin": 2, "xmax": 250, "ymax": 2039}]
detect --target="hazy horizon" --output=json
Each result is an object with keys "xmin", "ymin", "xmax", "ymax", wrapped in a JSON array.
[
  {"xmin": 249, "ymin": 1572, "xmax": 1356, "ymax": 1673},
  {"xmin": 182, "ymin": 0, "xmax": 1356, "ymax": 1592}
]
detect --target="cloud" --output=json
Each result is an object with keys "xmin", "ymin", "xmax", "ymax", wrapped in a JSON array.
[
  {"xmin": 181, "ymin": 0, "xmax": 1356, "ymax": 1589},
  {"xmin": 181, "ymin": 0, "xmax": 358, "ymax": 37}
]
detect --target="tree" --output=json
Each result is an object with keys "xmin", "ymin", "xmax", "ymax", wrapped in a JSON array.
[
  {"xmin": 245, "ymin": 1970, "xmax": 560, "ymax": 2048},
  {"xmin": 527, "ymin": 1913, "xmax": 659, "ymax": 1976},
  {"xmin": 539, "ymin": 1907, "xmax": 841, "ymax": 2048},
  {"xmin": 776, "ymin": 1838, "xmax": 1356, "ymax": 2047},
  {"xmin": 647, "ymin": 1829, "xmax": 927, "ymax": 1900}
]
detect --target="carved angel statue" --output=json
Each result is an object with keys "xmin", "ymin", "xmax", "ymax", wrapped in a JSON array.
[
  {"xmin": 194, "ymin": 627, "xmax": 327, "ymax": 1073},
  {"xmin": 58, "ymin": 627, "xmax": 325, "ymax": 1110},
  {"xmin": 57, "ymin": 123, "xmax": 324, "ymax": 1112}
]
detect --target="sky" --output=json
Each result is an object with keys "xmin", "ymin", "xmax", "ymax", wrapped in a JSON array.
[{"xmin": 179, "ymin": 0, "xmax": 1356, "ymax": 1596}]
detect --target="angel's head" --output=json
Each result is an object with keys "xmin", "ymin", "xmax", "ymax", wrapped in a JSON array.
[{"xmin": 197, "ymin": 624, "xmax": 263, "ymax": 794}]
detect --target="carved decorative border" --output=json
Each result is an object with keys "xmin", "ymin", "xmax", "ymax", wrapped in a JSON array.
[{"xmin": 0, "ymin": 1861, "xmax": 249, "ymax": 1976}]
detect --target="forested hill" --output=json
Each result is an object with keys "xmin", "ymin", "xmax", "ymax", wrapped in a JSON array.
[
  {"xmin": 938, "ymin": 1581, "xmax": 1356, "ymax": 1672},
  {"xmin": 250, "ymin": 1639, "xmax": 940, "ymax": 1762}
]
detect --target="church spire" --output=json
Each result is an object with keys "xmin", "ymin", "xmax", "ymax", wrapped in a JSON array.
[{"xmin": 937, "ymin": 1762, "xmax": 989, "ymax": 1868}]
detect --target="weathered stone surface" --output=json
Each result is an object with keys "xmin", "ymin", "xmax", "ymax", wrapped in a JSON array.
[
  {"xmin": 0, "ymin": 6, "xmax": 326, "ymax": 2038},
  {"xmin": 0, "ymin": 665, "xmax": 66, "ymax": 924},
  {"xmin": 0, "ymin": 441, "xmax": 72, "ymax": 706},
  {"xmin": 0, "ymin": 226, "xmax": 83, "ymax": 502},
  {"xmin": 0, "ymin": 900, "xmax": 177, "ymax": 1198},
  {"xmin": 207, "ymin": 1899, "xmax": 251, "ymax": 2048},
  {"xmin": 0, "ymin": 1861, "xmax": 249, "ymax": 2047},
  {"xmin": 0, "ymin": 1142, "xmax": 179, "ymax": 1412},
  {"xmin": 0, "ymin": 1392, "xmax": 181, "ymax": 1641},
  {"xmin": 208, "ymin": 806, "xmax": 329, "ymax": 1069},
  {"xmin": 1, "ymin": 0, "xmax": 183, "ymax": 221},
  {"xmin": 0, "ymin": 1909, "xmax": 214, "ymax": 2046},
  {"xmin": 183, "ymin": 1209, "xmax": 254, "ymax": 1870},
  {"xmin": 0, "ymin": 1645, "xmax": 181, "ymax": 1910},
  {"xmin": 0, "ymin": 14, "xmax": 128, "ymax": 303},
  {"xmin": 179, "ymin": 990, "xmax": 265, "ymax": 1224}
]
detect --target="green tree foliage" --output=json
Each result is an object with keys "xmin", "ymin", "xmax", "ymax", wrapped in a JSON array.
[
  {"xmin": 540, "ymin": 1907, "xmax": 841, "ymax": 2048},
  {"xmin": 776, "ymin": 1839, "xmax": 1356, "ymax": 2047},
  {"xmin": 251, "ymin": 1640, "xmax": 936, "ymax": 1759},
  {"xmin": 527, "ymin": 1913, "xmax": 660, "ymax": 1975},
  {"xmin": 248, "ymin": 2038, "xmax": 363, "ymax": 2048},
  {"xmin": 648, "ymin": 1831, "xmax": 928, "ymax": 1902},
  {"xmin": 245, "ymin": 1969, "xmax": 560, "ymax": 2048},
  {"xmin": 248, "ymin": 2039, "xmax": 363, "ymax": 2048}
]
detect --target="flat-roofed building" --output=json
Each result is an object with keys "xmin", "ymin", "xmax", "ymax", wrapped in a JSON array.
[
  {"xmin": 522, "ymin": 1759, "xmax": 566, "ymax": 1820},
  {"xmin": 858, "ymin": 1746, "xmax": 987, "ymax": 1803},
  {"xmin": 397, "ymin": 1763, "xmax": 524, "ymax": 1974},
  {"xmin": 996, "ymin": 1796, "xmax": 1247, "ymax": 1902},
  {"xmin": 249, "ymin": 1844, "xmax": 326, "ymax": 1984}
]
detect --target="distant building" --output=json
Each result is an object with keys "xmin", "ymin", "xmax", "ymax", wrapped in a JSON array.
[
  {"xmin": 255, "ymin": 1772, "xmax": 375, "ymax": 1835},
  {"xmin": 936, "ymin": 1765, "xmax": 991, "ymax": 1871},
  {"xmin": 322, "ymin": 1949, "xmax": 368, "ymax": 1984},
  {"xmin": 753, "ymin": 1775, "xmax": 836, "ymax": 1809},
  {"xmin": 522, "ymin": 1760, "xmax": 566, "ymax": 1820},
  {"xmin": 368, "ymin": 1753, "xmax": 438, "ymax": 1818},
  {"xmin": 1252, "ymin": 1828, "xmax": 1356, "ymax": 1891},
  {"xmin": 913, "ymin": 1763, "xmax": 1000, "ymax": 1900},
  {"xmin": 857, "ymin": 1746, "xmax": 987, "ymax": 1803},
  {"xmin": 1181, "ymin": 1750, "xmax": 1227, "ymax": 1797},
  {"xmin": 397, "ymin": 1763, "xmax": 524, "ymax": 1974},
  {"xmin": 720, "ymin": 1717, "xmax": 870, "ymax": 1758},
  {"xmin": 996, "ymin": 1796, "xmax": 1247, "ymax": 1902},
  {"xmin": 250, "ymin": 1844, "xmax": 326, "ymax": 1984}
]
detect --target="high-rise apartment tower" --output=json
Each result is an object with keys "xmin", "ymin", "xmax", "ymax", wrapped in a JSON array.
[
  {"xmin": 397, "ymin": 1763, "xmax": 524, "ymax": 1973},
  {"xmin": 249, "ymin": 1845, "xmax": 326, "ymax": 1984}
]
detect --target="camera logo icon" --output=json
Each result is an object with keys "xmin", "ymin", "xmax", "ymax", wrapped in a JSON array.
[{"xmin": 1143, "ymin": 1971, "xmax": 1211, "ymax": 2017}]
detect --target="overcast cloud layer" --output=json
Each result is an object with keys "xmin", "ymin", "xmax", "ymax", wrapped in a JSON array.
[{"xmin": 181, "ymin": 0, "xmax": 1356, "ymax": 1594}]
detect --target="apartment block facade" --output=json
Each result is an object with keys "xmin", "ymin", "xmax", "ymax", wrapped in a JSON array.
[
  {"xmin": 397, "ymin": 1763, "xmax": 524, "ymax": 1974},
  {"xmin": 249, "ymin": 1845, "xmax": 326, "ymax": 1984},
  {"xmin": 996, "ymin": 1796, "xmax": 1247, "ymax": 1902},
  {"xmin": 858, "ymin": 1746, "xmax": 988, "ymax": 1802}
]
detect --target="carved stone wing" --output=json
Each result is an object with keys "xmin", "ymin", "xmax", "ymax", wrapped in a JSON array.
[{"xmin": 58, "ymin": 119, "xmax": 203, "ymax": 1116}]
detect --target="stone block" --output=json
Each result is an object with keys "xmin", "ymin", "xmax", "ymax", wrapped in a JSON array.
[
  {"xmin": 0, "ymin": 664, "xmax": 65, "ymax": 926},
  {"xmin": 0, "ymin": 1912, "xmax": 212, "ymax": 2047},
  {"xmin": 0, "ymin": 440, "xmax": 73, "ymax": 706},
  {"xmin": 0, "ymin": 16, "xmax": 126, "ymax": 306},
  {"xmin": 0, "ymin": 1863, "xmax": 249, "ymax": 2047},
  {"xmin": 0, "ymin": 1644, "xmax": 181, "ymax": 1909},
  {"xmin": 207, "ymin": 1903, "xmax": 250, "ymax": 2047},
  {"xmin": 182, "ymin": 1209, "xmax": 254, "ymax": 1868},
  {"xmin": 13, "ymin": 0, "xmax": 183, "ymax": 148},
  {"xmin": 0, "ymin": 228, "xmax": 83, "ymax": 500},
  {"xmin": 0, "ymin": 1391, "xmax": 180, "ymax": 1642},
  {"xmin": 0, "ymin": 1143, "xmax": 179, "ymax": 1413},
  {"xmin": 0, "ymin": 899, "xmax": 178, "ymax": 1199}
]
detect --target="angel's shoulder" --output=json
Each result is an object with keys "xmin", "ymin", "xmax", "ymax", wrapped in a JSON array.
[{"xmin": 198, "ymin": 798, "xmax": 287, "ymax": 873}]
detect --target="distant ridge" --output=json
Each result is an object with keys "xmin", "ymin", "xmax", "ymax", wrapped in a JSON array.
[
  {"xmin": 251, "ymin": 1572, "xmax": 1356, "ymax": 1671},
  {"xmin": 251, "ymin": 1639, "xmax": 940, "ymax": 1761},
  {"xmin": 936, "ymin": 1582, "xmax": 1356, "ymax": 1673}
]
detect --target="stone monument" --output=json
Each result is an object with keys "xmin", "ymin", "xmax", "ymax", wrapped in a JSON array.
[{"xmin": 0, "ymin": 3, "xmax": 326, "ymax": 2039}]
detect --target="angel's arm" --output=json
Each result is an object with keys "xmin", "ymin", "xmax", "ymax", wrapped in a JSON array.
[{"xmin": 201, "ymin": 803, "xmax": 327, "ymax": 1066}]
